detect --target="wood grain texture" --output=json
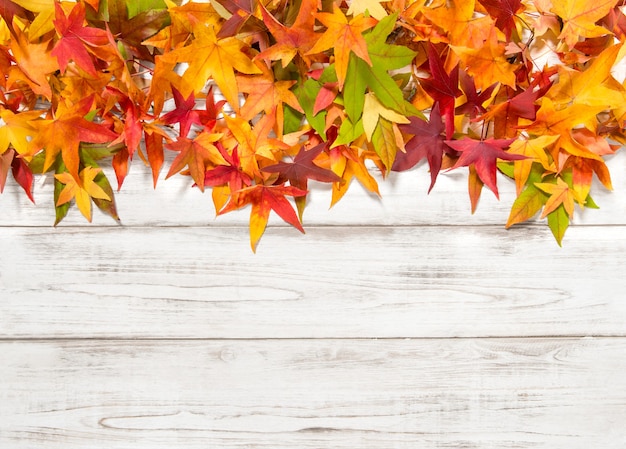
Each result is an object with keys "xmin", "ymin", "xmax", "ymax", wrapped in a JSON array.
[
  {"xmin": 1, "ymin": 150, "xmax": 625, "ymax": 227},
  {"xmin": 1, "ymin": 225, "xmax": 625, "ymax": 339},
  {"xmin": 1, "ymin": 338, "xmax": 624, "ymax": 449}
]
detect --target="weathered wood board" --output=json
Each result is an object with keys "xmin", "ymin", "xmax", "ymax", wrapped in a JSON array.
[{"xmin": 1, "ymin": 338, "xmax": 625, "ymax": 449}]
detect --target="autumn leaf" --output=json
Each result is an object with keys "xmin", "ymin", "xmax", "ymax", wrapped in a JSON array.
[
  {"xmin": 329, "ymin": 144, "xmax": 380, "ymax": 207},
  {"xmin": 347, "ymin": 0, "xmax": 388, "ymax": 20},
  {"xmin": 0, "ymin": 149, "xmax": 34, "ymax": 202},
  {"xmin": 507, "ymin": 134, "xmax": 559, "ymax": 194},
  {"xmin": 219, "ymin": 183, "xmax": 308, "ymax": 252},
  {"xmin": 452, "ymin": 26, "xmax": 518, "ymax": 90},
  {"xmin": 535, "ymin": 176, "xmax": 585, "ymax": 218},
  {"xmin": 552, "ymin": 0, "xmax": 618, "ymax": 49},
  {"xmin": 393, "ymin": 103, "xmax": 452, "ymax": 192},
  {"xmin": 454, "ymin": 68, "xmax": 497, "ymax": 119},
  {"xmin": 446, "ymin": 137, "xmax": 526, "ymax": 198},
  {"xmin": 54, "ymin": 166, "xmax": 111, "ymax": 222},
  {"xmin": 262, "ymin": 142, "xmax": 341, "ymax": 190},
  {"xmin": 478, "ymin": 0, "xmax": 523, "ymax": 39},
  {"xmin": 343, "ymin": 12, "xmax": 418, "ymax": 123},
  {"xmin": 306, "ymin": 6, "xmax": 377, "ymax": 89},
  {"xmin": 165, "ymin": 131, "xmax": 226, "ymax": 191},
  {"xmin": 161, "ymin": 23, "xmax": 261, "ymax": 108},
  {"xmin": 237, "ymin": 64, "xmax": 303, "ymax": 136},
  {"xmin": 419, "ymin": 44, "xmax": 461, "ymax": 139},
  {"xmin": 51, "ymin": 2, "xmax": 111, "ymax": 77},
  {"xmin": 29, "ymin": 96, "xmax": 118, "ymax": 180},
  {"xmin": 9, "ymin": 27, "xmax": 58, "ymax": 100},
  {"xmin": 159, "ymin": 87, "xmax": 204, "ymax": 137},
  {"xmin": 256, "ymin": 0, "xmax": 320, "ymax": 69}
]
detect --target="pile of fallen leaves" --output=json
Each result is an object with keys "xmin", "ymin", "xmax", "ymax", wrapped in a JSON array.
[{"xmin": 1, "ymin": 0, "xmax": 626, "ymax": 250}]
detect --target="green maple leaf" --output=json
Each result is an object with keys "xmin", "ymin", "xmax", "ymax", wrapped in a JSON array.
[{"xmin": 343, "ymin": 12, "xmax": 419, "ymax": 123}]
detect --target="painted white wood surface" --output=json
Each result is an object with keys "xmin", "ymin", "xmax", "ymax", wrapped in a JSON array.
[
  {"xmin": 1, "ymin": 338, "xmax": 625, "ymax": 449},
  {"xmin": 1, "ymin": 146, "xmax": 626, "ymax": 448},
  {"xmin": 1, "ymin": 226, "xmax": 626, "ymax": 339}
]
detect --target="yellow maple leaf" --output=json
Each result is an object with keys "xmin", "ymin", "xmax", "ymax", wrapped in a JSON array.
[
  {"xmin": 362, "ymin": 92, "xmax": 410, "ymax": 141},
  {"xmin": 161, "ymin": 24, "xmax": 261, "ymax": 109},
  {"xmin": 551, "ymin": 0, "xmax": 618, "ymax": 49},
  {"xmin": 54, "ymin": 166, "xmax": 111, "ymax": 222},
  {"xmin": 535, "ymin": 177, "xmax": 585, "ymax": 218}
]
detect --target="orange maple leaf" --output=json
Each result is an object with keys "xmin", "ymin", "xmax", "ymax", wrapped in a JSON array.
[
  {"xmin": 29, "ymin": 96, "xmax": 118, "ymax": 180},
  {"xmin": 306, "ymin": 7, "xmax": 377, "ymax": 89},
  {"xmin": 255, "ymin": 0, "xmax": 320, "ymax": 69}
]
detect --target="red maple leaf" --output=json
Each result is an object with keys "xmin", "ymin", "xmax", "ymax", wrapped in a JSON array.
[
  {"xmin": 51, "ymin": 2, "xmax": 110, "ymax": 77},
  {"xmin": 393, "ymin": 104, "xmax": 453, "ymax": 192},
  {"xmin": 446, "ymin": 137, "xmax": 526, "ymax": 198},
  {"xmin": 419, "ymin": 44, "xmax": 461, "ymax": 139},
  {"xmin": 262, "ymin": 142, "xmax": 341, "ymax": 191},
  {"xmin": 204, "ymin": 144, "xmax": 252, "ymax": 193},
  {"xmin": 160, "ymin": 87, "xmax": 203, "ymax": 137},
  {"xmin": 478, "ymin": 0, "xmax": 523, "ymax": 39},
  {"xmin": 455, "ymin": 70, "xmax": 497, "ymax": 120}
]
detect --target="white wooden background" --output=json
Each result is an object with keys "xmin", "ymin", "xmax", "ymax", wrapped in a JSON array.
[{"xmin": 1, "ymin": 149, "xmax": 626, "ymax": 449}]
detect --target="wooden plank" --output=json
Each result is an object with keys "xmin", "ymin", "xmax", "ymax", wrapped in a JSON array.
[
  {"xmin": 2, "ymin": 225, "xmax": 625, "ymax": 339},
  {"xmin": 1, "ymin": 338, "xmax": 624, "ymax": 449},
  {"xmin": 1, "ymin": 150, "xmax": 624, "ymax": 227}
]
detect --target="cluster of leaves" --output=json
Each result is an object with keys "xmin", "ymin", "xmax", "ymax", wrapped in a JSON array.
[{"xmin": 2, "ymin": 0, "xmax": 626, "ymax": 250}]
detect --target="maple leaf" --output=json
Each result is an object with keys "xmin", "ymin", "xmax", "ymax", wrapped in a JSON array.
[
  {"xmin": 362, "ymin": 92, "xmax": 410, "ymax": 142},
  {"xmin": 51, "ymin": 2, "xmax": 111, "ymax": 77},
  {"xmin": 54, "ymin": 166, "xmax": 111, "ymax": 222},
  {"xmin": 159, "ymin": 87, "xmax": 203, "ymax": 137},
  {"xmin": 215, "ymin": 0, "xmax": 264, "ymax": 38},
  {"xmin": 0, "ymin": 149, "xmax": 34, "ymax": 202},
  {"xmin": 204, "ymin": 144, "xmax": 252, "ymax": 189},
  {"xmin": 262, "ymin": 142, "xmax": 342, "ymax": 190},
  {"xmin": 452, "ymin": 26, "xmax": 518, "ymax": 90},
  {"xmin": 305, "ymin": 7, "xmax": 377, "ymax": 89},
  {"xmin": 547, "ymin": 43, "xmax": 626, "ymax": 109},
  {"xmin": 482, "ymin": 85, "xmax": 545, "ymax": 138},
  {"xmin": 329, "ymin": 143, "xmax": 380, "ymax": 207},
  {"xmin": 165, "ymin": 131, "xmax": 226, "ymax": 191},
  {"xmin": 477, "ymin": 0, "xmax": 523, "ymax": 39},
  {"xmin": 198, "ymin": 86, "xmax": 227, "ymax": 131},
  {"xmin": 219, "ymin": 183, "xmax": 308, "ymax": 252},
  {"xmin": 9, "ymin": 27, "xmax": 58, "ymax": 100},
  {"xmin": 524, "ymin": 98, "xmax": 606, "ymax": 168},
  {"xmin": 343, "ymin": 12, "xmax": 418, "ymax": 123},
  {"xmin": 263, "ymin": 142, "xmax": 341, "ymax": 218},
  {"xmin": 0, "ymin": 109, "xmax": 40, "ymax": 156},
  {"xmin": 161, "ymin": 23, "xmax": 261, "ymax": 109},
  {"xmin": 393, "ymin": 103, "xmax": 452, "ymax": 192},
  {"xmin": 505, "ymin": 163, "xmax": 549, "ymax": 228},
  {"xmin": 29, "ymin": 96, "xmax": 118, "ymax": 180},
  {"xmin": 419, "ymin": 44, "xmax": 461, "ymax": 139},
  {"xmin": 446, "ymin": 137, "xmax": 526, "ymax": 198},
  {"xmin": 455, "ymin": 70, "xmax": 497, "ymax": 119},
  {"xmin": 535, "ymin": 177, "xmax": 585, "ymax": 218},
  {"xmin": 507, "ymin": 134, "xmax": 559, "ymax": 194},
  {"xmin": 103, "ymin": 0, "xmax": 172, "ymax": 61},
  {"xmin": 256, "ymin": 0, "xmax": 320, "ymax": 69},
  {"xmin": 347, "ymin": 0, "xmax": 388, "ymax": 20},
  {"xmin": 552, "ymin": 0, "xmax": 618, "ymax": 49},
  {"xmin": 422, "ymin": 0, "xmax": 493, "ymax": 47},
  {"xmin": 237, "ymin": 64, "xmax": 304, "ymax": 136}
]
